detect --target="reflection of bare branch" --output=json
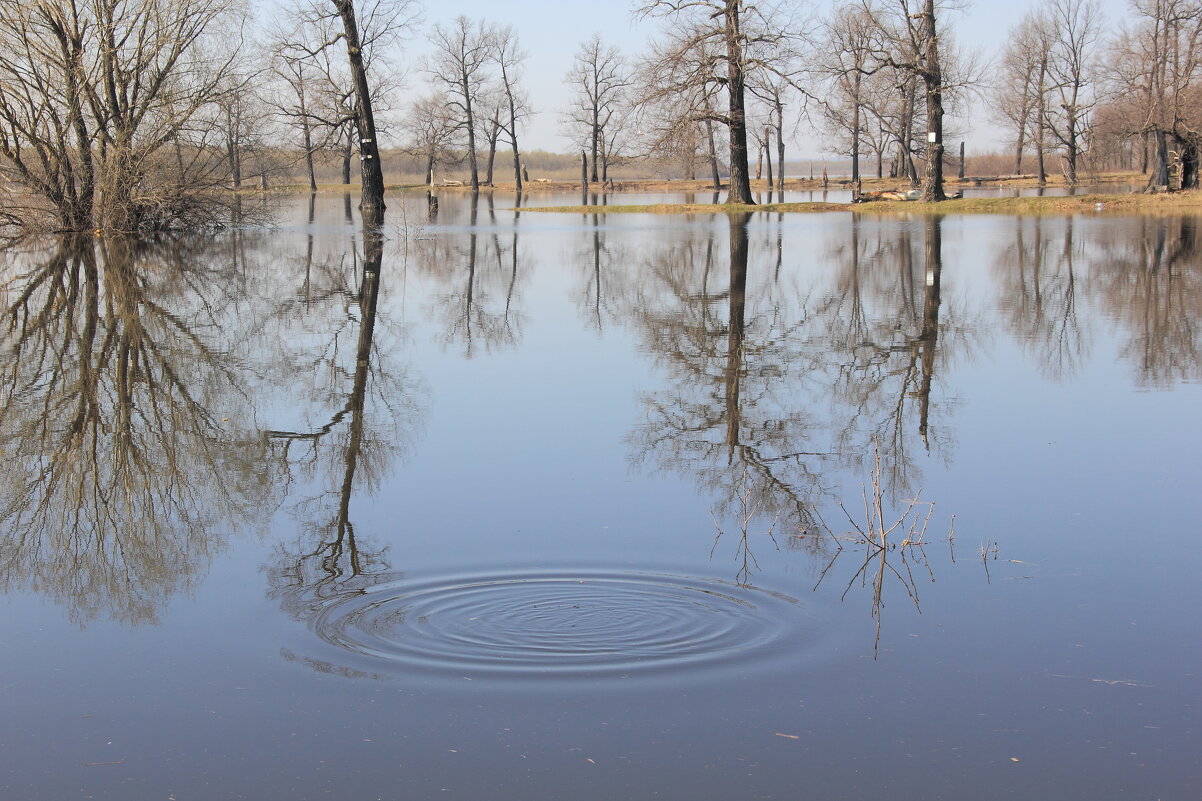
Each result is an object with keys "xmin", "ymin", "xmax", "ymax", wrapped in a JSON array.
[
  {"xmin": 1096, "ymin": 218, "xmax": 1202, "ymax": 387},
  {"xmin": 626, "ymin": 214, "xmax": 830, "ymax": 578},
  {"xmin": 263, "ymin": 222, "xmax": 423, "ymax": 654},
  {"xmin": 815, "ymin": 443, "xmax": 946, "ymax": 659},
  {"xmin": 0, "ymin": 236, "xmax": 267, "ymax": 625},
  {"xmin": 994, "ymin": 216, "xmax": 1089, "ymax": 381}
]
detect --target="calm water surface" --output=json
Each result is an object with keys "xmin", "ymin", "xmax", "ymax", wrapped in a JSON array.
[{"xmin": 1, "ymin": 192, "xmax": 1199, "ymax": 800}]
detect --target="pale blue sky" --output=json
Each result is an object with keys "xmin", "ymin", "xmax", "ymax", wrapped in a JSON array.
[{"xmin": 379, "ymin": 0, "xmax": 1135, "ymax": 157}]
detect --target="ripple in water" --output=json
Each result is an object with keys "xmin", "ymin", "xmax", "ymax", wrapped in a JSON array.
[{"xmin": 306, "ymin": 569, "xmax": 810, "ymax": 680}]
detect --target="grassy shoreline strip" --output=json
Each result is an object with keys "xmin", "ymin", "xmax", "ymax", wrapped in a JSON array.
[{"xmin": 520, "ymin": 192, "xmax": 1202, "ymax": 216}]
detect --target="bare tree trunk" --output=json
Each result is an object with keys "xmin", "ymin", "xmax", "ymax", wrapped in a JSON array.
[
  {"xmin": 1180, "ymin": 135, "xmax": 1199, "ymax": 190},
  {"xmin": 591, "ymin": 100, "xmax": 600, "ymax": 182},
  {"xmin": 485, "ymin": 124, "xmax": 498, "ymax": 186},
  {"xmin": 463, "ymin": 84, "xmax": 480, "ymax": 190},
  {"xmin": 333, "ymin": 0, "xmax": 386, "ymax": 221},
  {"xmin": 724, "ymin": 1, "xmax": 755, "ymax": 204},
  {"xmin": 706, "ymin": 119, "xmax": 721, "ymax": 188},
  {"xmin": 226, "ymin": 107, "xmax": 242, "ymax": 189},
  {"xmin": 920, "ymin": 0, "xmax": 946, "ymax": 202},
  {"xmin": 775, "ymin": 103, "xmax": 785, "ymax": 198},
  {"xmin": 342, "ymin": 136, "xmax": 353, "ymax": 185},
  {"xmin": 303, "ymin": 121, "xmax": 317, "ymax": 192},
  {"xmin": 851, "ymin": 71, "xmax": 862, "ymax": 183},
  {"xmin": 1036, "ymin": 53, "xmax": 1048, "ymax": 185},
  {"xmin": 581, "ymin": 150, "xmax": 588, "ymax": 204},
  {"xmin": 509, "ymin": 116, "xmax": 522, "ymax": 195},
  {"xmin": 1149, "ymin": 128, "xmax": 1170, "ymax": 188},
  {"xmin": 764, "ymin": 128, "xmax": 774, "ymax": 190},
  {"xmin": 511, "ymin": 135, "xmax": 522, "ymax": 193}
]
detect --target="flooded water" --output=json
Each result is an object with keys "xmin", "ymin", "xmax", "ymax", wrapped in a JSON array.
[{"xmin": 1, "ymin": 192, "xmax": 1199, "ymax": 800}]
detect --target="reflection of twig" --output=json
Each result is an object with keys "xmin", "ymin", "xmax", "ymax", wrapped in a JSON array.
[{"xmin": 815, "ymin": 441, "xmax": 955, "ymax": 657}]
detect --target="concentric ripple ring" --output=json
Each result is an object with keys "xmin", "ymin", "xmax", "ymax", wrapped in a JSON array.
[{"xmin": 307, "ymin": 568, "xmax": 809, "ymax": 679}]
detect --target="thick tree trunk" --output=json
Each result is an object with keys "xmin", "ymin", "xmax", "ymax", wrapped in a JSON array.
[
  {"xmin": 1180, "ymin": 135, "xmax": 1199, "ymax": 190},
  {"xmin": 1149, "ymin": 128, "xmax": 1170, "ymax": 188},
  {"xmin": 851, "ymin": 72, "xmax": 862, "ymax": 183},
  {"xmin": 1036, "ymin": 56, "xmax": 1048, "ymax": 185},
  {"xmin": 920, "ymin": 0, "xmax": 945, "ymax": 202},
  {"xmin": 461, "ymin": 75, "xmax": 479, "ymax": 191},
  {"xmin": 333, "ymin": 0, "xmax": 386, "ymax": 222},
  {"xmin": 724, "ymin": 1, "xmax": 755, "ymax": 205}
]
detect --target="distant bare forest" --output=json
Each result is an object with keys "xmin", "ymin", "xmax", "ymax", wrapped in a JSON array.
[{"xmin": 1, "ymin": 0, "xmax": 1199, "ymax": 230}]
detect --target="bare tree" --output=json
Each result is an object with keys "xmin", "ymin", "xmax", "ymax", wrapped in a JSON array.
[
  {"xmin": 274, "ymin": 0, "xmax": 416, "ymax": 212},
  {"xmin": 992, "ymin": 12, "xmax": 1051, "ymax": 176},
  {"xmin": 403, "ymin": 92, "xmax": 458, "ymax": 185},
  {"xmin": 271, "ymin": 53, "xmax": 324, "ymax": 191},
  {"xmin": 332, "ymin": 0, "xmax": 386, "ymax": 219},
  {"xmin": 0, "ymin": 0, "xmax": 248, "ymax": 231},
  {"xmin": 1042, "ymin": 0, "xmax": 1103, "ymax": 184},
  {"xmin": 636, "ymin": 1, "xmax": 801, "ymax": 204},
  {"xmin": 1105, "ymin": 0, "xmax": 1202, "ymax": 189},
  {"xmin": 859, "ymin": 0, "xmax": 953, "ymax": 201},
  {"xmin": 564, "ymin": 34, "xmax": 630, "ymax": 183},
  {"xmin": 493, "ymin": 26, "xmax": 531, "ymax": 193},
  {"xmin": 428, "ymin": 16, "xmax": 495, "ymax": 192},
  {"xmin": 818, "ymin": 4, "xmax": 884, "ymax": 183}
]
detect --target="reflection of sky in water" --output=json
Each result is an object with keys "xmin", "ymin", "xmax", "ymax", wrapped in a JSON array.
[{"xmin": 1, "ymin": 197, "xmax": 1199, "ymax": 801}]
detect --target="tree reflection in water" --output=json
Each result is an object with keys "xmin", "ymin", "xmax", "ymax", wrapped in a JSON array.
[
  {"xmin": 418, "ymin": 194, "xmax": 526, "ymax": 358},
  {"xmin": 1093, "ymin": 217, "xmax": 1202, "ymax": 386},
  {"xmin": 627, "ymin": 212, "xmax": 827, "ymax": 583},
  {"xmin": 264, "ymin": 213, "xmax": 424, "ymax": 628},
  {"xmin": 992, "ymin": 215, "xmax": 1202, "ymax": 386},
  {"xmin": 994, "ymin": 216, "xmax": 1088, "ymax": 381},
  {"xmin": 626, "ymin": 213, "xmax": 965, "ymax": 650},
  {"xmin": 0, "ymin": 236, "xmax": 268, "ymax": 624}
]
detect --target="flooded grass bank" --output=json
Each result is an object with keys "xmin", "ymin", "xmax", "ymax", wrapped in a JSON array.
[{"xmin": 524, "ymin": 190, "xmax": 1202, "ymax": 216}]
